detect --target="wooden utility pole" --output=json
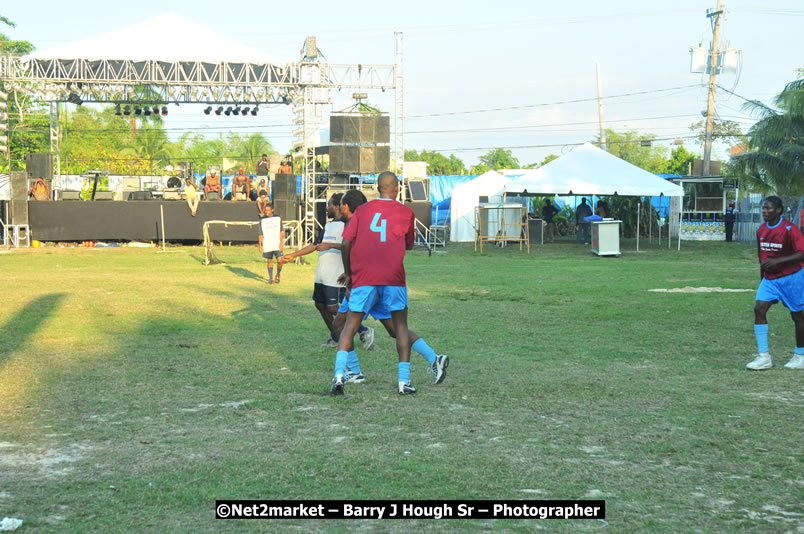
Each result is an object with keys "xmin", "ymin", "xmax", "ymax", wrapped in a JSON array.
[
  {"xmin": 703, "ymin": 0, "xmax": 724, "ymax": 176},
  {"xmin": 596, "ymin": 62, "xmax": 606, "ymax": 150}
]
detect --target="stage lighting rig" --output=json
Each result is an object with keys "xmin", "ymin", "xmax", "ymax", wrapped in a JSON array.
[
  {"xmin": 67, "ymin": 92, "xmax": 82, "ymax": 105},
  {"xmin": 233, "ymin": 106, "xmax": 241, "ymax": 115},
  {"xmin": 161, "ymin": 106, "xmax": 168, "ymax": 116},
  {"xmin": 134, "ymin": 106, "xmax": 142, "ymax": 115},
  {"xmin": 241, "ymin": 107, "xmax": 249, "ymax": 116},
  {"xmin": 123, "ymin": 104, "xmax": 131, "ymax": 116},
  {"xmin": 224, "ymin": 107, "xmax": 232, "ymax": 116},
  {"xmin": 114, "ymin": 104, "xmax": 122, "ymax": 116},
  {"xmin": 250, "ymin": 107, "xmax": 258, "ymax": 116},
  {"xmin": 144, "ymin": 107, "xmax": 152, "ymax": 116},
  {"xmin": 204, "ymin": 106, "xmax": 212, "ymax": 115},
  {"xmin": 215, "ymin": 106, "xmax": 223, "ymax": 116}
]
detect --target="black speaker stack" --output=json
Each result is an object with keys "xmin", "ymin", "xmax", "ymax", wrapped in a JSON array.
[{"xmin": 273, "ymin": 173, "xmax": 298, "ymax": 221}]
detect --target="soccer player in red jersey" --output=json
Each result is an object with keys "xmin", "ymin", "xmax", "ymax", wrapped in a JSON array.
[
  {"xmin": 747, "ymin": 196, "xmax": 804, "ymax": 370},
  {"xmin": 332, "ymin": 172, "xmax": 446, "ymax": 394}
]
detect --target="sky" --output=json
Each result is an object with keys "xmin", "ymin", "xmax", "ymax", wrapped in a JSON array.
[{"xmin": 3, "ymin": 1, "xmax": 803, "ymax": 169}]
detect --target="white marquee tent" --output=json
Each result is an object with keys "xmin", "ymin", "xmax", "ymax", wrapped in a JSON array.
[
  {"xmin": 25, "ymin": 12, "xmax": 282, "ymax": 64},
  {"xmin": 502, "ymin": 143, "xmax": 683, "ymax": 198},
  {"xmin": 450, "ymin": 170, "xmax": 510, "ymax": 242}
]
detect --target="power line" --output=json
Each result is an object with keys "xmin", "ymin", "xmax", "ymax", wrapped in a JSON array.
[{"xmin": 405, "ymin": 84, "xmax": 703, "ymax": 119}]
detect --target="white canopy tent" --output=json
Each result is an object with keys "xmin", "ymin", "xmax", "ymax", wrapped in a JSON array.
[
  {"xmin": 502, "ymin": 143, "xmax": 683, "ymax": 198},
  {"xmin": 450, "ymin": 170, "xmax": 510, "ymax": 242},
  {"xmin": 25, "ymin": 12, "xmax": 282, "ymax": 64}
]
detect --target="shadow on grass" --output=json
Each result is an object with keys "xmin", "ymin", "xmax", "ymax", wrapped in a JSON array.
[
  {"xmin": 0, "ymin": 293, "xmax": 66, "ymax": 364},
  {"xmin": 225, "ymin": 265, "xmax": 272, "ymax": 284}
]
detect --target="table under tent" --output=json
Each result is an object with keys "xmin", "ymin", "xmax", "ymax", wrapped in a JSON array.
[{"xmin": 501, "ymin": 143, "xmax": 685, "ymax": 253}]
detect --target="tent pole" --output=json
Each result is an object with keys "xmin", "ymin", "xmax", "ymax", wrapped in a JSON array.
[
  {"xmin": 636, "ymin": 202, "xmax": 640, "ymax": 251},
  {"xmin": 677, "ymin": 212, "xmax": 681, "ymax": 251}
]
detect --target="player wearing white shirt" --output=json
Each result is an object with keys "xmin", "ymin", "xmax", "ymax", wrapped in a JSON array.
[{"xmin": 258, "ymin": 204, "xmax": 284, "ymax": 284}]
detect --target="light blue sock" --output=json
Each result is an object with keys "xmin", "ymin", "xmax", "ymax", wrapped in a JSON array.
[
  {"xmin": 795, "ymin": 346, "xmax": 804, "ymax": 355},
  {"xmin": 412, "ymin": 338, "xmax": 437, "ymax": 366},
  {"xmin": 334, "ymin": 351, "xmax": 348, "ymax": 378},
  {"xmin": 398, "ymin": 362, "xmax": 411, "ymax": 384},
  {"xmin": 754, "ymin": 324, "xmax": 769, "ymax": 354},
  {"xmin": 347, "ymin": 350, "xmax": 361, "ymax": 374}
]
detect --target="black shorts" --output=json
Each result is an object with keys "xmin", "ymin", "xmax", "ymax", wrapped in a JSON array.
[
  {"xmin": 313, "ymin": 283, "xmax": 346, "ymax": 307},
  {"xmin": 262, "ymin": 250, "xmax": 283, "ymax": 260}
]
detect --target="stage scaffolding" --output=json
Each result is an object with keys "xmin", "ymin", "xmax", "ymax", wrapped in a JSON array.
[{"xmin": 0, "ymin": 33, "xmax": 405, "ymax": 243}]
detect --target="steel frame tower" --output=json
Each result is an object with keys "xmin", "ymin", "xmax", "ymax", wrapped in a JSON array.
[{"xmin": 0, "ymin": 37, "xmax": 402, "ymax": 243}]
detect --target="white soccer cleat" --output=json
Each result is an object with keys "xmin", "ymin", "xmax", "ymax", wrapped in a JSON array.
[
  {"xmin": 783, "ymin": 354, "xmax": 804, "ymax": 369},
  {"xmin": 360, "ymin": 327, "xmax": 375, "ymax": 351},
  {"xmin": 746, "ymin": 353, "xmax": 772, "ymax": 371}
]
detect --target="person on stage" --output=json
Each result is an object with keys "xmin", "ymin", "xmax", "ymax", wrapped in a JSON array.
[
  {"xmin": 183, "ymin": 177, "xmax": 199, "ymax": 216},
  {"xmin": 204, "ymin": 171, "xmax": 223, "ymax": 200},
  {"xmin": 232, "ymin": 167, "xmax": 251, "ymax": 201}
]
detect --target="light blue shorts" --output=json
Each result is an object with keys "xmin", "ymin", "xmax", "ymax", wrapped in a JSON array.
[
  {"xmin": 349, "ymin": 285, "xmax": 407, "ymax": 317},
  {"xmin": 337, "ymin": 296, "xmax": 392, "ymax": 321},
  {"xmin": 756, "ymin": 268, "xmax": 804, "ymax": 312}
]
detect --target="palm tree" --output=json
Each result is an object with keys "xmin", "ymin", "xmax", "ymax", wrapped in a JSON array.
[
  {"xmin": 121, "ymin": 123, "xmax": 172, "ymax": 172},
  {"xmin": 730, "ymin": 79, "xmax": 804, "ymax": 199},
  {"xmin": 233, "ymin": 133, "xmax": 274, "ymax": 172}
]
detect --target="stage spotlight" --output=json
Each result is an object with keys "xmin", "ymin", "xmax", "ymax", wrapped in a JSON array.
[
  {"xmin": 114, "ymin": 104, "xmax": 122, "ymax": 116},
  {"xmin": 153, "ymin": 106, "xmax": 161, "ymax": 115},
  {"xmin": 161, "ymin": 106, "xmax": 168, "ymax": 116},
  {"xmin": 224, "ymin": 107, "xmax": 232, "ymax": 116},
  {"xmin": 233, "ymin": 106, "xmax": 241, "ymax": 115},
  {"xmin": 241, "ymin": 107, "xmax": 249, "ymax": 116},
  {"xmin": 123, "ymin": 104, "xmax": 131, "ymax": 116},
  {"xmin": 134, "ymin": 106, "xmax": 142, "ymax": 115},
  {"xmin": 144, "ymin": 107, "xmax": 152, "ymax": 116},
  {"xmin": 203, "ymin": 106, "xmax": 212, "ymax": 115},
  {"xmin": 250, "ymin": 107, "xmax": 258, "ymax": 116},
  {"xmin": 215, "ymin": 106, "xmax": 223, "ymax": 116},
  {"xmin": 282, "ymin": 96, "xmax": 291, "ymax": 105}
]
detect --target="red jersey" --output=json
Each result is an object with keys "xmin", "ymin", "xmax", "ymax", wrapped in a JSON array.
[
  {"xmin": 342, "ymin": 198, "xmax": 415, "ymax": 288},
  {"xmin": 757, "ymin": 218, "xmax": 804, "ymax": 279}
]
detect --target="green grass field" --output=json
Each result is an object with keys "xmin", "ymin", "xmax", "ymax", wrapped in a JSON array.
[{"xmin": 0, "ymin": 239, "xmax": 801, "ymax": 533}]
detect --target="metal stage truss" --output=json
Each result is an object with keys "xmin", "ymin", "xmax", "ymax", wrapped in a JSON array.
[{"xmin": 0, "ymin": 32, "xmax": 405, "ymax": 242}]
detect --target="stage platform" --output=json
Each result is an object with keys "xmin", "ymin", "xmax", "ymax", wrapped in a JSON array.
[{"xmin": 28, "ymin": 200, "xmax": 266, "ymax": 242}]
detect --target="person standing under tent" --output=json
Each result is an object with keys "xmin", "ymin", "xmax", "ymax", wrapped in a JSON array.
[
  {"xmin": 724, "ymin": 202, "xmax": 737, "ymax": 242},
  {"xmin": 541, "ymin": 198, "xmax": 559, "ymax": 243},
  {"xmin": 183, "ymin": 177, "xmax": 199, "ymax": 217},
  {"xmin": 746, "ymin": 196, "xmax": 804, "ymax": 370},
  {"xmin": 258, "ymin": 203, "xmax": 284, "ymax": 285},
  {"xmin": 575, "ymin": 197, "xmax": 593, "ymax": 244}
]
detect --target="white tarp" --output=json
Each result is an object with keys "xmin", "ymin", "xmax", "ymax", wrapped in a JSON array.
[
  {"xmin": 502, "ymin": 143, "xmax": 684, "ymax": 198},
  {"xmin": 26, "ymin": 12, "xmax": 282, "ymax": 64},
  {"xmin": 450, "ymin": 170, "xmax": 510, "ymax": 242}
]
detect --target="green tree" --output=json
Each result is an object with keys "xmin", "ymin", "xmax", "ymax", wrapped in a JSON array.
[
  {"xmin": 596, "ymin": 129, "xmax": 668, "ymax": 173},
  {"xmin": 729, "ymin": 78, "xmax": 804, "ymax": 198},
  {"xmin": 469, "ymin": 163, "xmax": 490, "ymax": 174},
  {"xmin": 523, "ymin": 154, "xmax": 559, "ymax": 168},
  {"xmin": 688, "ymin": 119, "xmax": 745, "ymax": 148},
  {"xmin": 404, "ymin": 149, "xmax": 466, "ymax": 175},
  {"xmin": 666, "ymin": 145, "xmax": 695, "ymax": 175},
  {"xmin": 478, "ymin": 148, "xmax": 519, "ymax": 170},
  {"xmin": 1, "ymin": 19, "xmax": 46, "ymax": 171}
]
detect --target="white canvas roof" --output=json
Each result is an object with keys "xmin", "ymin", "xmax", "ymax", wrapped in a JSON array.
[
  {"xmin": 26, "ymin": 12, "xmax": 282, "ymax": 64},
  {"xmin": 450, "ymin": 170, "xmax": 510, "ymax": 242},
  {"xmin": 502, "ymin": 143, "xmax": 683, "ymax": 198}
]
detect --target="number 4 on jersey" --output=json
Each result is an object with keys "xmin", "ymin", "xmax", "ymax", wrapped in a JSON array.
[{"xmin": 370, "ymin": 212, "xmax": 387, "ymax": 242}]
